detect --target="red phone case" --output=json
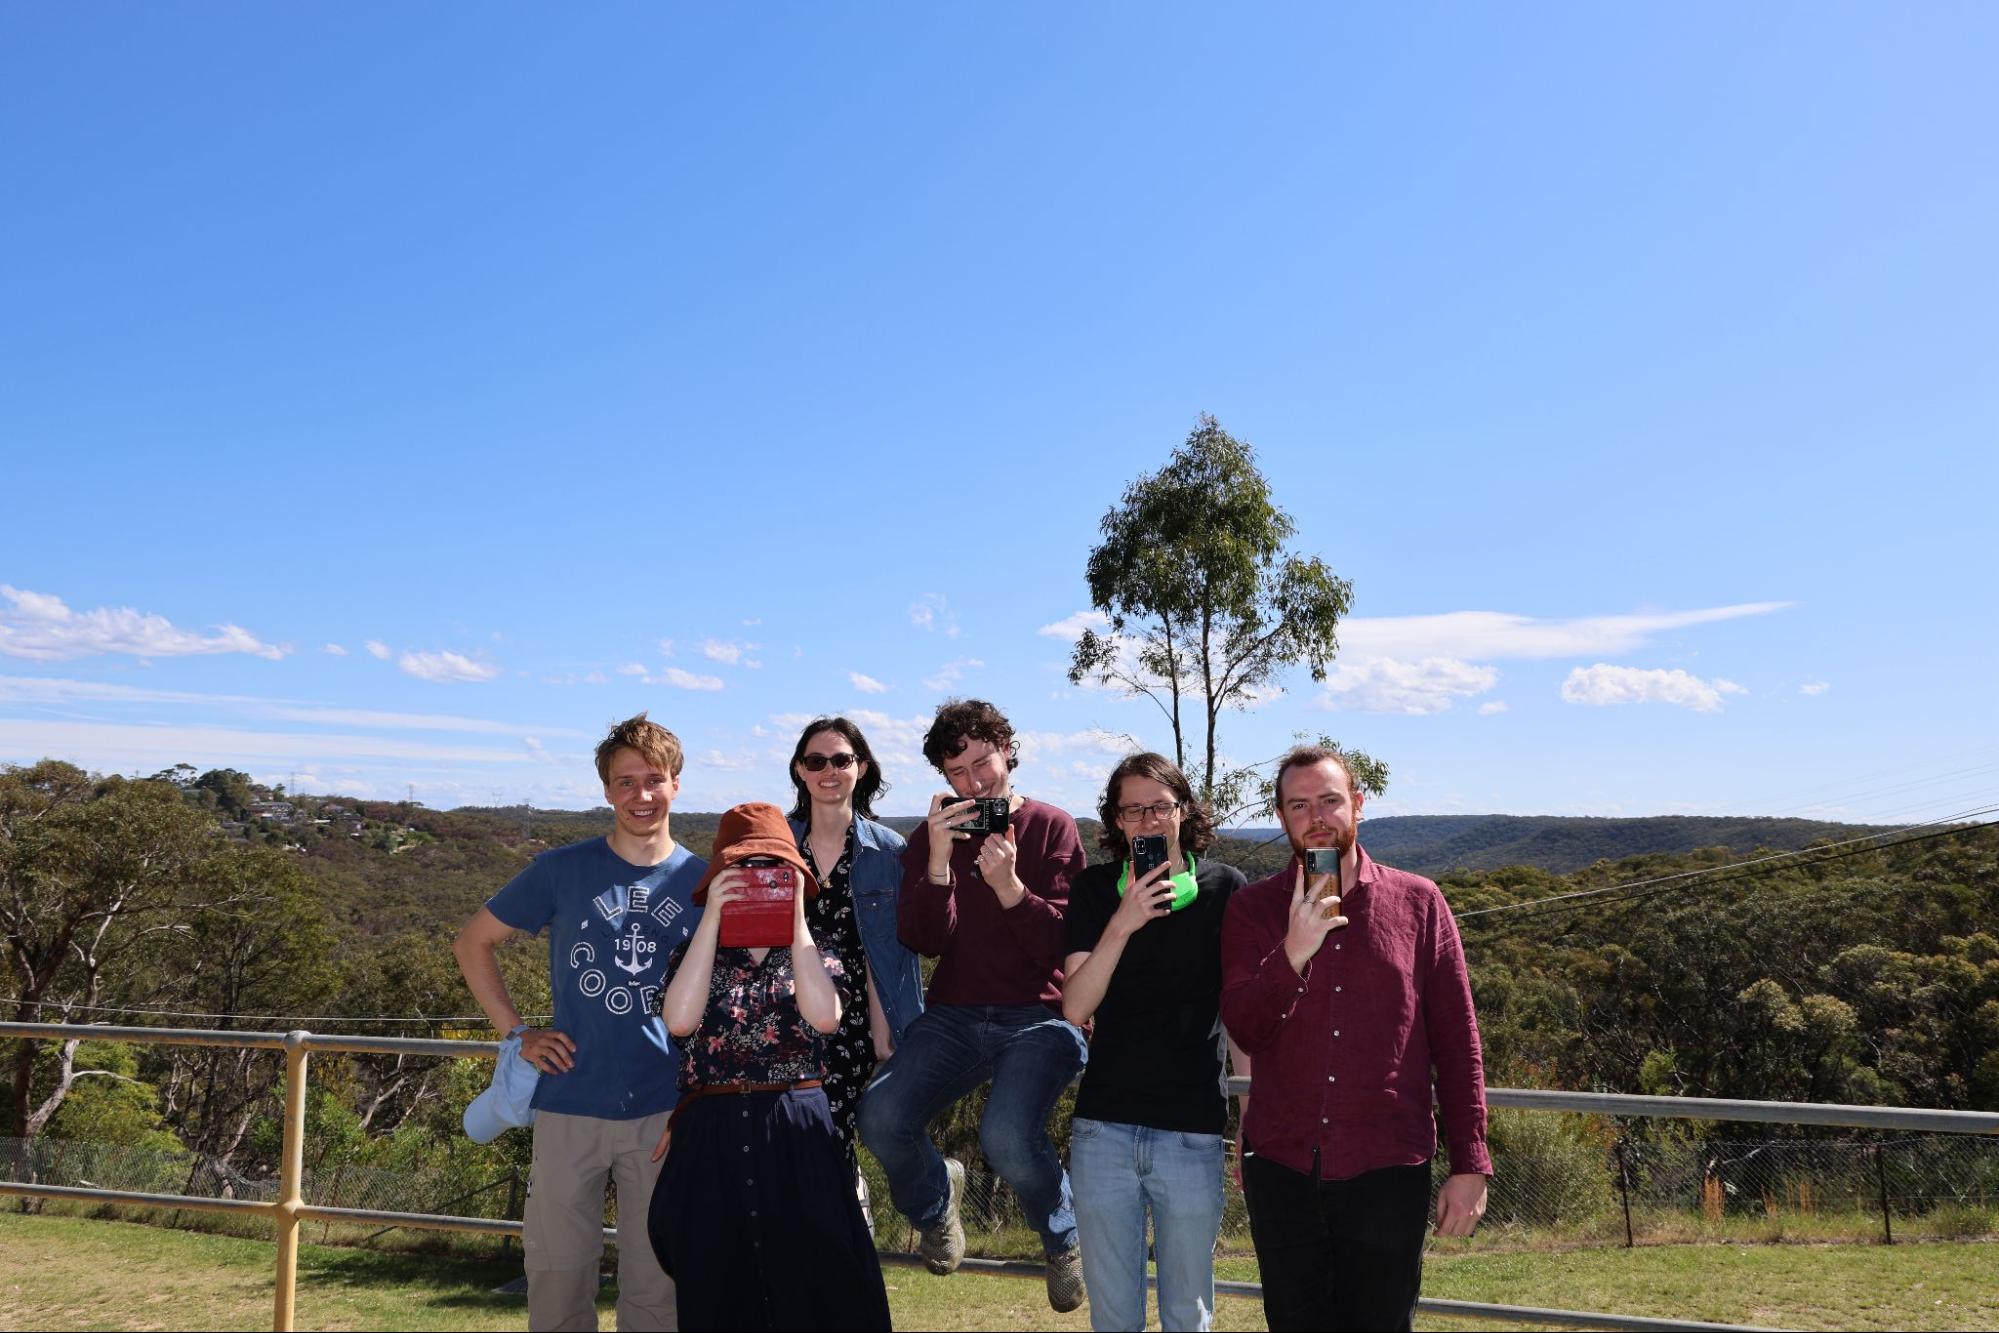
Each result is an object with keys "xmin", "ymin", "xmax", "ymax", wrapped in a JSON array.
[{"xmin": 719, "ymin": 866, "xmax": 797, "ymax": 948}]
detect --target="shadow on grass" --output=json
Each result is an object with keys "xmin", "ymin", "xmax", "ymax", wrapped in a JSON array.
[{"xmin": 296, "ymin": 1243, "xmax": 533, "ymax": 1309}]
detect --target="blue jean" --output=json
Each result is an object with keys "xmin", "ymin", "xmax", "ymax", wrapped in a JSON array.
[
  {"xmin": 1069, "ymin": 1117, "xmax": 1226, "ymax": 1331},
  {"xmin": 856, "ymin": 1003, "xmax": 1087, "ymax": 1256}
]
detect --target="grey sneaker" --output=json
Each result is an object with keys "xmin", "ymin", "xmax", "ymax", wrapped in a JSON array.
[
  {"xmin": 917, "ymin": 1158, "xmax": 966, "ymax": 1275},
  {"xmin": 1046, "ymin": 1244, "xmax": 1085, "ymax": 1313}
]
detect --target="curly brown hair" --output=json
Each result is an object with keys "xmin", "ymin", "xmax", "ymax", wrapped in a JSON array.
[
  {"xmin": 921, "ymin": 698, "xmax": 1020, "ymax": 773},
  {"xmin": 1095, "ymin": 752, "xmax": 1215, "ymax": 862},
  {"xmin": 593, "ymin": 712, "xmax": 685, "ymax": 783}
]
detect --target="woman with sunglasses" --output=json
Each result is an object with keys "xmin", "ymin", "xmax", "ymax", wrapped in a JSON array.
[
  {"xmin": 1061, "ymin": 752, "xmax": 1248, "ymax": 1332},
  {"xmin": 786, "ymin": 716, "xmax": 924, "ymax": 1156}
]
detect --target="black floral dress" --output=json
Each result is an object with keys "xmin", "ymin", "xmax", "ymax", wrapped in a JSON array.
[{"xmin": 800, "ymin": 823, "xmax": 875, "ymax": 1158}]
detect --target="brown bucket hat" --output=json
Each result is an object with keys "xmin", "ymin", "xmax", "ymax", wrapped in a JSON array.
[{"xmin": 692, "ymin": 801, "xmax": 820, "ymax": 905}]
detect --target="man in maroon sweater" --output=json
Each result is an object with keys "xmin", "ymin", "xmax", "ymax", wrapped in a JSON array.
[
  {"xmin": 855, "ymin": 698, "xmax": 1090, "ymax": 1313},
  {"xmin": 1221, "ymin": 745, "xmax": 1491, "ymax": 1332}
]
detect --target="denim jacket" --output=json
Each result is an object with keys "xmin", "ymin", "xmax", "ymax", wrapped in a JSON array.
[{"xmin": 791, "ymin": 815, "xmax": 924, "ymax": 1044}]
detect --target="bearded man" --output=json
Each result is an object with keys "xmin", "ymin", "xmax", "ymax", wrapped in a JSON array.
[{"xmin": 1219, "ymin": 746, "xmax": 1491, "ymax": 1332}]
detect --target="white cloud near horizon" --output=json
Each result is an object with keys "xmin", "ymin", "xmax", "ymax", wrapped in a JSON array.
[
  {"xmin": 0, "ymin": 718, "xmax": 537, "ymax": 769},
  {"xmin": 398, "ymin": 650, "xmax": 501, "ymax": 684},
  {"xmin": 0, "ymin": 585, "xmax": 290, "ymax": 663},
  {"xmin": 1561, "ymin": 664, "xmax": 1748, "ymax": 713},
  {"xmin": 0, "ymin": 675, "xmax": 590, "ymax": 736},
  {"xmin": 1317, "ymin": 657, "xmax": 1500, "ymax": 715},
  {"xmin": 849, "ymin": 672, "xmax": 890, "ymax": 695}
]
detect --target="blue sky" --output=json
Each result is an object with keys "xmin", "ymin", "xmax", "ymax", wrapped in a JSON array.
[{"xmin": 3, "ymin": 4, "xmax": 1995, "ymax": 825}]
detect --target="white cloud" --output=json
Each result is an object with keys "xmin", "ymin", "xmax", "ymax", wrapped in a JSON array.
[
  {"xmin": 617, "ymin": 663, "xmax": 649, "ymax": 677},
  {"xmin": 322, "ymin": 643, "xmax": 349, "ymax": 657},
  {"xmin": 922, "ymin": 657, "xmax": 985, "ymax": 692},
  {"xmin": 0, "ymin": 718, "xmax": 537, "ymax": 768},
  {"xmin": 1561, "ymin": 664, "xmax": 1746, "ymax": 713},
  {"xmin": 0, "ymin": 585, "xmax": 289, "ymax": 663},
  {"xmin": 662, "ymin": 667, "xmax": 724, "ymax": 692},
  {"xmin": 1316, "ymin": 657, "xmax": 1499, "ymax": 715},
  {"xmin": 1015, "ymin": 727, "xmax": 1141, "ymax": 763},
  {"xmin": 658, "ymin": 638, "xmax": 676, "ymax": 658},
  {"xmin": 1477, "ymin": 701, "xmax": 1510, "ymax": 716},
  {"xmin": 910, "ymin": 594, "xmax": 961, "ymax": 637},
  {"xmin": 365, "ymin": 640, "xmax": 392, "ymax": 660},
  {"xmin": 1801, "ymin": 680, "xmax": 1832, "ymax": 696},
  {"xmin": 741, "ymin": 618, "xmax": 762, "ymax": 627},
  {"xmin": 1037, "ymin": 610, "xmax": 1112, "ymax": 641},
  {"xmin": 1341, "ymin": 602, "xmax": 1789, "ymax": 661},
  {"xmin": 398, "ymin": 651, "xmax": 501, "ymax": 684},
  {"xmin": 702, "ymin": 638, "xmax": 762, "ymax": 668},
  {"xmin": 849, "ymin": 672, "xmax": 890, "ymax": 695}
]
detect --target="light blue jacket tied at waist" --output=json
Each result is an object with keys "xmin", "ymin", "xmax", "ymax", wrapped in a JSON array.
[{"xmin": 790, "ymin": 814, "xmax": 924, "ymax": 1044}]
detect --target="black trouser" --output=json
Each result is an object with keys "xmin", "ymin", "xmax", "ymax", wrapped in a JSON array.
[{"xmin": 1242, "ymin": 1153, "xmax": 1432, "ymax": 1332}]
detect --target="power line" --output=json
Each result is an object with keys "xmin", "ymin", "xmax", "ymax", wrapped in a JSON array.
[
  {"xmin": 1457, "ymin": 814, "xmax": 1998, "ymax": 930},
  {"xmin": 1454, "ymin": 804, "xmax": 1997, "ymax": 922}
]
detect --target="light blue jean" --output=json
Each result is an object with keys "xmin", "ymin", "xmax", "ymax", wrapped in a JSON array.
[
  {"xmin": 1069, "ymin": 1116, "xmax": 1226, "ymax": 1332},
  {"xmin": 856, "ymin": 1003, "xmax": 1088, "ymax": 1256}
]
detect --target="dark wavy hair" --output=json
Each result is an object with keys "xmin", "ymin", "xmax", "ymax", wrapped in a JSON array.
[
  {"xmin": 921, "ymin": 698, "xmax": 1020, "ymax": 773},
  {"xmin": 787, "ymin": 716, "xmax": 889, "ymax": 821},
  {"xmin": 1095, "ymin": 751, "xmax": 1215, "ymax": 862}
]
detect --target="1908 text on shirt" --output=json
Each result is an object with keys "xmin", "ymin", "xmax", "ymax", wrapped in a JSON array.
[{"xmin": 1219, "ymin": 847, "xmax": 1492, "ymax": 1181}]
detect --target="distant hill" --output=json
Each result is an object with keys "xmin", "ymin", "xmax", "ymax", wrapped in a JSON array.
[{"xmin": 1219, "ymin": 814, "xmax": 1896, "ymax": 880}]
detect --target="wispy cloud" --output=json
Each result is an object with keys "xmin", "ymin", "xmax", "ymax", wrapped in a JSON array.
[
  {"xmin": 365, "ymin": 640, "xmax": 392, "ymax": 661},
  {"xmin": 0, "ymin": 585, "xmax": 289, "ymax": 663},
  {"xmin": 0, "ymin": 718, "xmax": 539, "ymax": 768},
  {"xmin": 849, "ymin": 672, "xmax": 890, "ymax": 695},
  {"xmin": 1316, "ymin": 657, "xmax": 1500, "ymax": 715},
  {"xmin": 702, "ymin": 638, "xmax": 762, "ymax": 668},
  {"xmin": 0, "ymin": 675, "xmax": 587, "ymax": 735},
  {"xmin": 1800, "ymin": 680, "xmax": 1831, "ymax": 696},
  {"xmin": 910, "ymin": 594, "xmax": 961, "ymax": 637},
  {"xmin": 662, "ymin": 667, "xmax": 724, "ymax": 692},
  {"xmin": 1037, "ymin": 610, "xmax": 1111, "ymax": 641},
  {"xmin": 922, "ymin": 657, "xmax": 985, "ymax": 692},
  {"xmin": 1478, "ymin": 700, "xmax": 1510, "ymax": 716},
  {"xmin": 1561, "ymin": 664, "xmax": 1747, "ymax": 713},
  {"xmin": 1340, "ymin": 603, "xmax": 1789, "ymax": 661},
  {"xmin": 322, "ymin": 643, "xmax": 349, "ymax": 657},
  {"xmin": 398, "ymin": 650, "xmax": 501, "ymax": 684}
]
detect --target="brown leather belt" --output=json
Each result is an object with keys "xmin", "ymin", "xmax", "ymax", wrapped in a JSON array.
[{"xmin": 668, "ymin": 1078, "xmax": 824, "ymax": 1134}]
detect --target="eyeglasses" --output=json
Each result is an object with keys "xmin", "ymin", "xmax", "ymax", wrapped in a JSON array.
[
  {"xmin": 799, "ymin": 753, "xmax": 861, "ymax": 772},
  {"xmin": 1116, "ymin": 800, "xmax": 1181, "ymax": 822}
]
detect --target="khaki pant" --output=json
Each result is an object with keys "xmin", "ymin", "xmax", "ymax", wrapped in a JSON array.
[{"xmin": 525, "ymin": 1109, "xmax": 677, "ymax": 1332}]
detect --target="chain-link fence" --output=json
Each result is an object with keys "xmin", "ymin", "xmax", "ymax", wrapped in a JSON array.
[
  {"xmin": 862, "ymin": 1133, "xmax": 1999, "ymax": 1261},
  {"xmin": 3, "ymin": 1136, "xmax": 527, "ymax": 1250}
]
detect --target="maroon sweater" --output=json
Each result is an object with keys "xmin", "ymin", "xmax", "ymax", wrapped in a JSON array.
[{"xmin": 897, "ymin": 797, "xmax": 1085, "ymax": 1012}]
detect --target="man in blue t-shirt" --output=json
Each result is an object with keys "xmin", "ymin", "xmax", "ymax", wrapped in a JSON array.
[{"xmin": 455, "ymin": 713, "xmax": 705, "ymax": 1332}]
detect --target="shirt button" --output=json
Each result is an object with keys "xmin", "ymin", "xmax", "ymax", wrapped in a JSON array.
[
  {"xmin": 1321, "ymin": 1117, "xmax": 1329, "ymax": 1125},
  {"xmin": 1335, "ymin": 944, "xmax": 1342, "ymax": 951},
  {"xmin": 743, "ymin": 1145, "xmax": 750, "ymax": 1153},
  {"xmin": 1335, "ymin": 986, "xmax": 1342, "ymax": 993},
  {"xmin": 1334, "ymin": 1030, "xmax": 1341, "ymax": 1038}
]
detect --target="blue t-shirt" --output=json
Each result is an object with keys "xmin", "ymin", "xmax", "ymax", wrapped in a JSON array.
[{"xmin": 486, "ymin": 837, "xmax": 705, "ymax": 1120}]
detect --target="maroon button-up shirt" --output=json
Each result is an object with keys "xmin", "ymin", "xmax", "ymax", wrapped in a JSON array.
[{"xmin": 1221, "ymin": 846, "xmax": 1492, "ymax": 1182}]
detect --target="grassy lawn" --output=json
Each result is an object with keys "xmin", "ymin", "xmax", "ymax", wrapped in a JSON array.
[{"xmin": 2, "ymin": 1211, "xmax": 1995, "ymax": 1331}]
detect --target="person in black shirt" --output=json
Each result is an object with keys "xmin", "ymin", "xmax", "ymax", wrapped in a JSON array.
[{"xmin": 1062, "ymin": 753, "xmax": 1248, "ymax": 1333}]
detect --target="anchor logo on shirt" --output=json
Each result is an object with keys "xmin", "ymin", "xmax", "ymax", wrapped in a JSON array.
[{"xmin": 612, "ymin": 921, "xmax": 656, "ymax": 977}]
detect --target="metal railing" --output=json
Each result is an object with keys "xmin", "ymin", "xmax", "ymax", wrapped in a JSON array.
[{"xmin": 4, "ymin": 1021, "xmax": 1997, "ymax": 1331}]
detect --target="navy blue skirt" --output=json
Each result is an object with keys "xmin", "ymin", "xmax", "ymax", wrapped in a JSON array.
[{"xmin": 648, "ymin": 1086, "xmax": 891, "ymax": 1331}]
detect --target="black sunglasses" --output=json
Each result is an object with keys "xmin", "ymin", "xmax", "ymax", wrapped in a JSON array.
[{"xmin": 799, "ymin": 753, "xmax": 862, "ymax": 772}]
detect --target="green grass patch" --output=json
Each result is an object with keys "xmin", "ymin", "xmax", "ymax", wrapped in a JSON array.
[{"xmin": 3, "ymin": 1210, "xmax": 1996, "ymax": 1331}]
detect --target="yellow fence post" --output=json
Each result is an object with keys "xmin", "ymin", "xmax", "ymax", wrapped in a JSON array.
[{"xmin": 273, "ymin": 1031, "xmax": 311, "ymax": 1332}]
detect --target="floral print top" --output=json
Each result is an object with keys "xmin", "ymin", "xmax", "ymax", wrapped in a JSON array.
[{"xmin": 664, "ymin": 939, "xmax": 846, "ymax": 1090}]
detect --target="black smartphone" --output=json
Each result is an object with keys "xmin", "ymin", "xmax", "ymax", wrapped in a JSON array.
[{"xmin": 1131, "ymin": 834, "xmax": 1169, "ymax": 882}]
